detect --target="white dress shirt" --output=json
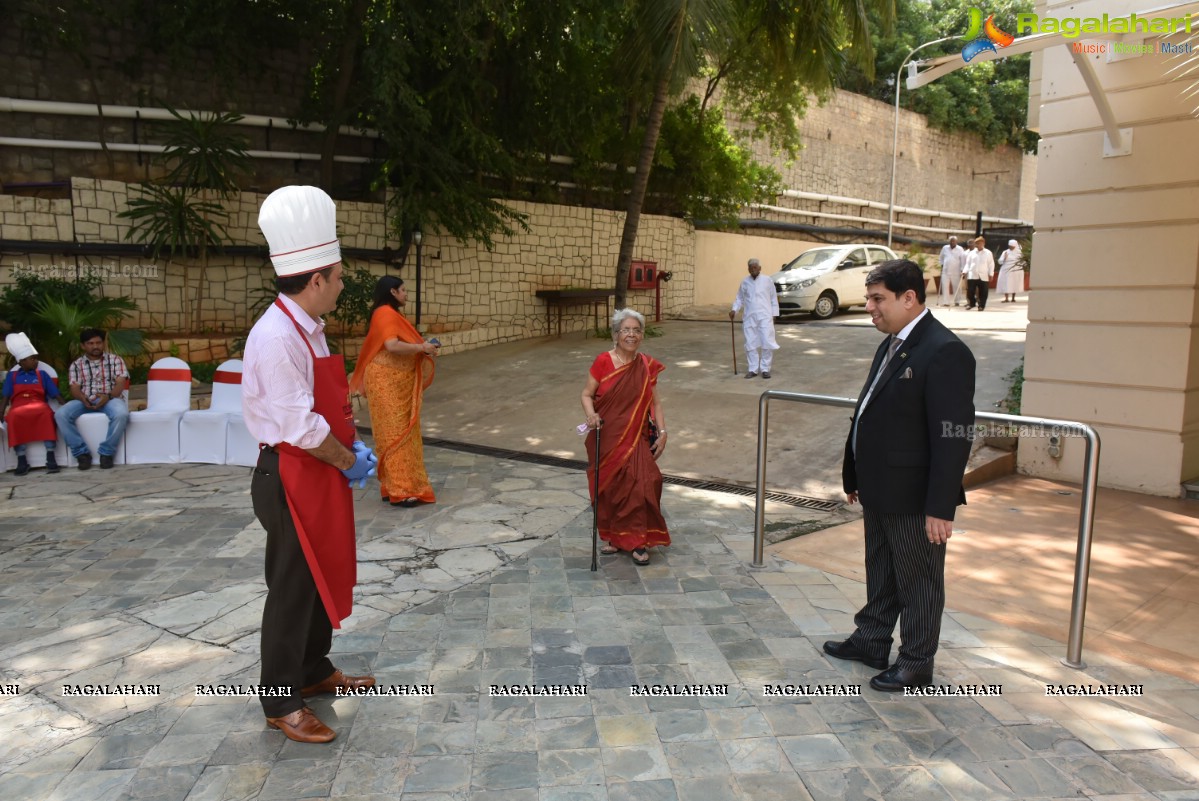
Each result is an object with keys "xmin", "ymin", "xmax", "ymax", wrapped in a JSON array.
[{"xmin": 242, "ymin": 293, "xmax": 332, "ymax": 449}]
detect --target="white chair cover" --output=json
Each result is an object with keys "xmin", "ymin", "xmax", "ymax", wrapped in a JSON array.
[
  {"xmin": 124, "ymin": 357, "xmax": 193, "ymax": 464},
  {"xmin": 73, "ymin": 414, "xmax": 126, "ymax": 465},
  {"xmin": 3, "ymin": 362, "xmax": 70, "ymax": 470},
  {"xmin": 179, "ymin": 359, "xmax": 246, "ymax": 464}
]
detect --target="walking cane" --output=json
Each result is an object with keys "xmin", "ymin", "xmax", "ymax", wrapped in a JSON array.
[
  {"xmin": 730, "ymin": 318, "xmax": 738, "ymax": 375},
  {"xmin": 590, "ymin": 422, "xmax": 601, "ymax": 572}
]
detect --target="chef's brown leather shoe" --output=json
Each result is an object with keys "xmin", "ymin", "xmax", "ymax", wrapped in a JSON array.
[
  {"xmin": 300, "ymin": 669, "xmax": 376, "ymax": 697},
  {"xmin": 265, "ymin": 707, "xmax": 336, "ymax": 743}
]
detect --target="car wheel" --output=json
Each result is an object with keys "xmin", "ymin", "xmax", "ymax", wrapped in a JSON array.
[{"xmin": 812, "ymin": 292, "xmax": 838, "ymax": 320}]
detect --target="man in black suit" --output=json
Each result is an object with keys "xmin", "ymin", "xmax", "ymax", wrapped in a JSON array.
[{"xmin": 824, "ymin": 259, "xmax": 976, "ymax": 691}]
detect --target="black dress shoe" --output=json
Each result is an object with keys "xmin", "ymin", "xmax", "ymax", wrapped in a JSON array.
[
  {"xmin": 100, "ymin": 454, "xmax": 114, "ymax": 469},
  {"xmin": 76, "ymin": 453, "xmax": 92, "ymax": 470},
  {"xmin": 761, "ymin": 372, "xmax": 771, "ymax": 379},
  {"xmin": 869, "ymin": 664, "xmax": 934, "ymax": 692},
  {"xmin": 744, "ymin": 372, "xmax": 757, "ymax": 379},
  {"xmin": 822, "ymin": 639, "xmax": 889, "ymax": 670}
]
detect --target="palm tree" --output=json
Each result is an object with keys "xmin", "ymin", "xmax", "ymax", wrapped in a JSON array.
[
  {"xmin": 612, "ymin": 0, "xmax": 894, "ymax": 308},
  {"xmin": 119, "ymin": 108, "xmax": 250, "ymax": 331},
  {"xmin": 120, "ymin": 183, "xmax": 231, "ymax": 332}
]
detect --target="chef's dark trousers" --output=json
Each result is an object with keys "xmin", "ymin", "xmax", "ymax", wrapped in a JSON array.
[{"xmin": 252, "ymin": 446, "xmax": 335, "ymax": 717}]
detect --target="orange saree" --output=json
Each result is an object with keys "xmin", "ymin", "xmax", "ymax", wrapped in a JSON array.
[
  {"xmin": 349, "ymin": 306, "xmax": 436, "ymax": 504},
  {"xmin": 585, "ymin": 351, "xmax": 669, "ymax": 551}
]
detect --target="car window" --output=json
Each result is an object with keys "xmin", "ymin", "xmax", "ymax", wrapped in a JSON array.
[
  {"xmin": 867, "ymin": 247, "xmax": 893, "ymax": 264},
  {"xmin": 784, "ymin": 249, "xmax": 840, "ymax": 270},
  {"xmin": 844, "ymin": 248, "xmax": 867, "ymax": 268}
]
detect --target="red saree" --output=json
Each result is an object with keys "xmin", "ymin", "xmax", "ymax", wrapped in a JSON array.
[{"xmin": 586, "ymin": 351, "xmax": 669, "ymax": 551}]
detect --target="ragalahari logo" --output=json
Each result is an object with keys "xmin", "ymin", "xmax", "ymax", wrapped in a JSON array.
[{"xmin": 961, "ymin": 7, "xmax": 1015, "ymax": 62}]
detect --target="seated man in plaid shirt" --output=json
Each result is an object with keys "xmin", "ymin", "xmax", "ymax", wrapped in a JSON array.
[{"xmin": 54, "ymin": 328, "xmax": 130, "ymax": 470}]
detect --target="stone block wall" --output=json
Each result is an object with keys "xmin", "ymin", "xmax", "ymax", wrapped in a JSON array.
[
  {"xmin": 737, "ymin": 91, "xmax": 1029, "ymax": 220},
  {"xmin": 0, "ymin": 179, "xmax": 696, "ymax": 361}
]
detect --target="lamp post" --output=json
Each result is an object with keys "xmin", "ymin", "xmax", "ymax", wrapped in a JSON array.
[
  {"xmin": 413, "ymin": 229, "xmax": 423, "ymax": 327},
  {"xmin": 888, "ymin": 36, "xmax": 955, "ymax": 249}
]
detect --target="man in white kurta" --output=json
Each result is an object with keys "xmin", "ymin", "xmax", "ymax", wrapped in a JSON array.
[
  {"xmin": 729, "ymin": 258, "xmax": 780, "ymax": 378},
  {"xmin": 938, "ymin": 236, "xmax": 967, "ymax": 306}
]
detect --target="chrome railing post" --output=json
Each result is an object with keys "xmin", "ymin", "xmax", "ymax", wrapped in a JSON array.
[
  {"xmin": 1063, "ymin": 424, "xmax": 1101, "ymax": 669},
  {"xmin": 752, "ymin": 391, "xmax": 772, "ymax": 567}
]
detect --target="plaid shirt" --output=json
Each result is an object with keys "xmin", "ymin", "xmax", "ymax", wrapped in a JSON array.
[{"xmin": 68, "ymin": 352, "xmax": 128, "ymax": 398}]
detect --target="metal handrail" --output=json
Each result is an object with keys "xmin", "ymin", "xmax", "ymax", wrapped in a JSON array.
[{"xmin": 752, "ymin": 390, "xmax": 1101, "ymax": 670}]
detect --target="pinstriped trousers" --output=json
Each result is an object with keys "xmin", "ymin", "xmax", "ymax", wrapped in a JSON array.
[{"xmin": 849, "ymin": 507, "xmax": 945, "ymax": 672}]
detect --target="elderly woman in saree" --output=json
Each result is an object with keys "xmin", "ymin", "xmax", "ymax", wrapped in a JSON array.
[
  {"xmin": 349, "ymin": 276, "xmax": 440, "ymax": 507},
  {"xmin": 580, "ymin": 308, "xmax": 669, "ymax": 566}
]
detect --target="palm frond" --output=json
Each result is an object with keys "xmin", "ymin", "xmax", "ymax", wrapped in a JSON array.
[
  {"xmin": 159, "ymin": 106, "xmax": 253, "ymax": 195},
  {"xmin": 31, "ymin": 295, "xmax": 143, "ymax": 370},
  {"xmin": 118, "ymin": 184, "xmax": 230, "ymax": 261}
]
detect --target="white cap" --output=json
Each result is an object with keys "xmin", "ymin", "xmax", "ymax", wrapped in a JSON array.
[
  {"xmin": 258, "ymin": 186, "xmax": 342, "ymax": 277},
  {"xmin": 5, "ymin": 332, "xmax": 37, "ymax": 360},
  {"xmin": 1009, "ymin": 239, "xmax": 1018, "ymax": 247}
]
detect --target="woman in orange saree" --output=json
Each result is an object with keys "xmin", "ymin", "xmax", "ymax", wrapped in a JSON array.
[
  {"xmin": 580, "ymin": 308, "xmax": 669, "ymax": 566},
  {"xmin": 349, "ymin": 277, "xmax": 440, "ymax": 506}
]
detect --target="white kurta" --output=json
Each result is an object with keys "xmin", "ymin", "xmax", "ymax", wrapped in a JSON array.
[
  {"xmin": 938, "ymin": 244, "xmax": 966, "ymax": 304},
  {"xmin": 732, "ymin": 275, "xmax": 779, "ymax": 372},
  {"xmin": 997, "ymin": 250, "xmax": 1023, "ymax": 293}
]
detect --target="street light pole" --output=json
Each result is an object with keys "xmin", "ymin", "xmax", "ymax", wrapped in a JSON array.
[
  {"xmin": 888, "ymin": 36, "xmax": 955, "ymax": 249},
  {"xmin": 413, "ymin": 229, "xmax": 423, "ymax": 327}
]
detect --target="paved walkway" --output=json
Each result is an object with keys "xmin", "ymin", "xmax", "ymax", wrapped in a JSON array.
[{"xmin": 3, "ymin": 296, "xmax": 1199, "ymax": 800}]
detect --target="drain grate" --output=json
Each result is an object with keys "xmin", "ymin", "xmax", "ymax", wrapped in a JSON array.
[{"xmin": 423, "ymin": 438, "xmax": 843, "ymax": 512}]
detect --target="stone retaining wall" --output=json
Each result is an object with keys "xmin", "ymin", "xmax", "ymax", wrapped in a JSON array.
[{"xmin": 0, "ymin": 179, "xmax": 695, "ymax": 358}]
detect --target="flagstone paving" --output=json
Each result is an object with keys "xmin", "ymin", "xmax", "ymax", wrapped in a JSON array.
[{"xmin": 2, "ymin": 449, "xmax": 1198, "ymax": 800}]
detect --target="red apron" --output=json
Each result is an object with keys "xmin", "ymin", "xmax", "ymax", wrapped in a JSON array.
[
  {"xmin": 6, "ymin": 372, "xmax": 57, "ymax": 447},
  {"xmin": 272, "ymin": 299, "xmax": 358, "ymax": 628}
]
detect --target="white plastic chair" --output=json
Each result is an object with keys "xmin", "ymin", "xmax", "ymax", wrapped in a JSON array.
[
  {"xmin": 124, "ymin": 357, "xmax": 193, "ymax": 464},
  {"xmin": 179, "ymin": 359, "xmax": 246, "ymax": 464},
  {"xmin": 3, "ymin": 362, "xmax": 69, "ymax": 470}
]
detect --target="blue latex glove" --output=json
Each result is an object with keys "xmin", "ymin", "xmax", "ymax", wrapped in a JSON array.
[{"xmin": 342, "ymin": 440, "xmax": 377, "ymax": 488}]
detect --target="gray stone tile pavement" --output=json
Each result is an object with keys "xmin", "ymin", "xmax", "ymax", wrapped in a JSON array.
[{"xmin": 2, "ymin": 447, "xmax": 1199, "ymax": 800}]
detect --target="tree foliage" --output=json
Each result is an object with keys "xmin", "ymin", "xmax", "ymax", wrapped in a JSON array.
[
  {"xmin": 839, "ymin": 0, "xmax": 1039, "ymax": 152},
  {"xmin": 12, "ymin": 0, "xmax": 1033, "ymax": 275}
]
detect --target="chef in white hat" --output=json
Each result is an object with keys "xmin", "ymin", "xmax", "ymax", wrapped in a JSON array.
[
  {"xmin": 242, "ymin": 186, "xmax": 377, "ymax": 743},
  {"xmin": 2, "ymin": 332, "xmax": 62, "ymax": 475}
]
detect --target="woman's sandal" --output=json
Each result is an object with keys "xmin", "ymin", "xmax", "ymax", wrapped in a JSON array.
[
  {"xmin": 600, "ymin": 544, "xmax": 620, "ymax": 555},
  {"xmin": 631, "ymin": 548, "xmax": 650, "ymax": 566}
]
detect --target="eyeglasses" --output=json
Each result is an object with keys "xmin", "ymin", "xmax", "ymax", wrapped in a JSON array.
[{"xmin": 617, "ymin": 328, "xmax": 643, "ymax": 336}]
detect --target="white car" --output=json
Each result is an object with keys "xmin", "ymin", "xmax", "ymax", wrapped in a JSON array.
[{"xmin": 772, "ymin": 244, "xmax": 899, "ymax": 319}]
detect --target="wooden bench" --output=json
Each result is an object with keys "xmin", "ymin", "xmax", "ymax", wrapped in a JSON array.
[{"xmin": 535, "ymin": 289, "xmax": 616, "ymax": 337}]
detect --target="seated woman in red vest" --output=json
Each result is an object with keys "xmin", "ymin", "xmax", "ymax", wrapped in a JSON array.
[
  {"xmin": 580, "ymin": 308, "xmax": 670, "ymax": 566},
  {"xmin": 2, "ymin": 333, "xmax": 60, "ymax": 475}
]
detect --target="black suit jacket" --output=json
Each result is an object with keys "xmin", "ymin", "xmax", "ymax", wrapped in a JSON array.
[{"xmin": 843, "ymin": 312, "xmax": 976, "ymax": 520}]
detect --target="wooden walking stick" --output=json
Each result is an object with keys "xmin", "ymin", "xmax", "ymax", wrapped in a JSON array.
[
  {"xmin": 730, "ymin": 318, "xmax": 738, "ymax": 375},
  {"xmin": 590, "ymin": 422, "xmax": 601, "ymax": 572}
]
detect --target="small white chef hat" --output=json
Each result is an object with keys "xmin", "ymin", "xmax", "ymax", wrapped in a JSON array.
[
  {"xmin": 5, "ymin": 332, "xmax": 37, "ymax": 360},
  {"xmin": 258, "ymin": 186, "xmax": 342, "ymax": 277}
]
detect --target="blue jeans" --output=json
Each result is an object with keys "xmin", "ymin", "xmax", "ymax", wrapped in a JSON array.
[
  {"xmin": 55, "ymin": 399, "xmax": 129, "ymax": 457},
  {"xmin": 13, "ymin": 441, "xmax": 56, "ymax": 456}
]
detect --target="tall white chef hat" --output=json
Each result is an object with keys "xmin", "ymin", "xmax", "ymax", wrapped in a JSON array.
[
  {"xmin": 258, "ymin": 186, "xmax": 342, "ymax": 277},
  {"xmin": 5, "ymin": 332, "xmax": 37, "ymax": 360}
]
